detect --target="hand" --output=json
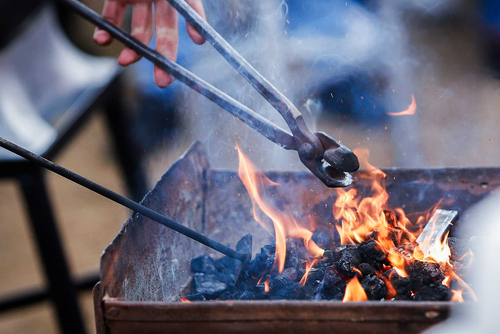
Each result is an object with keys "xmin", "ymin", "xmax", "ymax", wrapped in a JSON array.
[{"xmin": 93, "ymin": 0, "xmax": 206, "ymax": 88}]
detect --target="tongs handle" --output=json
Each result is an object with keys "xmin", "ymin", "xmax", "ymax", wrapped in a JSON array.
[
  {"xmin": 60, "ymin": 0, "xmax": 295, "ymax": 149},
  {"xmin": 61, "ymin": 0, "xmax": 359, "ymax": 188},
  {"xmin": 168, "ymin": 0, "xmax": 304, "ymax": 138}
]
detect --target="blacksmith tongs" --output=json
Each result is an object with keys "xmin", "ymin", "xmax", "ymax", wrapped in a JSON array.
[{"xmin": 62, "ymin": 0, "xmax": 359, "ymax": 187}]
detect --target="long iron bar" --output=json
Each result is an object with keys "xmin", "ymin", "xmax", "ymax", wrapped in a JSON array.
[
  {"xmin": 0, "ymin": 137, "xmax": 247, "ymax": 262},
  {"xmin": 59, "ymin": 0, "xmax": 296, "ymax": 150}
]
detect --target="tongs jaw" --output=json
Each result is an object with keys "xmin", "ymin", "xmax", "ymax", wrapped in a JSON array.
[
  {"xmin": 292, "ymin": 116, "xmax": 359, "ymax": 188},
  {"xmin": 313, "ymin": 132, "xmax": 359, "ymax": 187}
]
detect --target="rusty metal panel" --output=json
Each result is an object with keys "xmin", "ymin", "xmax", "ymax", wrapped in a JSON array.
[
  {"xmin": 96, "ymin": 141, "xmax": 500, "ymax": 333},
  {"xmin": 102, "ymin": 299, "xmax": 452, "ymax": 334},
  {"xmin": 204, "ymin": 167, "xmax": 500, "ymax": 253},
  {"xmin": 99, "ymin": 141, "xmax": 209, "ymax": 302},
  {"xmin": 93, "ymin": 283, "xmax": 107, "ymax": 334}
]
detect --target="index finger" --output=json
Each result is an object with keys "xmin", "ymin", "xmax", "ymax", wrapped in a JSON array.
[
  {"xmin": 93, "ymin": 0, "xmax": 126, "ymax": 45},
  {"xmin": 185, "ymin": 0, "xmax": 206, "ymax": 45}
]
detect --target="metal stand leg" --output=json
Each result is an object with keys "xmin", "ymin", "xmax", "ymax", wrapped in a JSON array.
[
  {"xmin": 103, "ymin": 76, "xmax": 149, "ymax": 202},
  {"xmin": 18, "ymin": 168, "xmax": 86, "ymax": 334}
]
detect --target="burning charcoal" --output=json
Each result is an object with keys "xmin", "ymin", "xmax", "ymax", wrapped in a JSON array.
[
  {"xmin": 193, "ymin": 273, "xmax": 228, "ymax": 299},
  {"xmin": 305, "ymin": 267, "xmax": 325, "ymax": 286},
  {"xmin": 235, "ymin": 234, "xmax": 253, "ymax": 284},
  {"xmin": 312, "ymin": 227, "xmax": 333, "ymax": 249},
  {"xmin": 447, "ymin": 237, "xmax": 469, "ymax": 262},
  {"xmin": 407, "ymin": 261, "xmax": 446, "ymax": 291},
  {"xmin": 414, "ymin": 284, "xmax": 451, "ymax": 301},
  {"xmin": 237, "ymin": 291, "xmax": 254, "ymax": 300},
  {"xmin": 215, "ymin": 256, "xmax": 237, "ymax": 278},
  {"xmin": 383, "ymin": 268, "xmax": 401, "ymax": 281},
  {"xmin": 236, "ymin": 234, "xmax": 253, "ymax": 255},
  {"xmin": 323, "ymin": 265, "xmax": 345, "ymax": 290},
  {"xmin": 285, "ymin": 239, "xmax": 309, "ymax": 270},
  {"xmin": 360, "ymin": 275, "xmax": 387, "ymax": 300},
  {"xmin": 359, "ymin": 240, "xmax": 386, "ymax": 266},
  {"xmin": 184, "ymin": 293, "xmax": 206, "ymax": 301},
  {"xmin": 282, "ymin": 267, "xmax": 298, "ymax": 281},
  {"xmin": 358, "ymin": 263, "xmax": 375, "ymax": 276},
  {"xmin": 318, "ymin": 250, "xmax": 339, "ymax": 268},
  {"xmin": 217, "ymin": 289, "xmax": 237, "ymax": 300},
  {"xmin": 336, "ymin": 246, "xmax": 361, "ymax": 278},
  {"xmin": 236, "ymin": 283, "xmax": 267, "ymax": 300},
  {"xmin": 215, "ymin": 271, "xmax": 235, "ymax": 285},
  {"xmin": 262, "ymin": 244, "xmax": 276, "ymax": 256},
  {"xmin": 191, "ymin": 255, "xmax": 217, "ymax": 274},
  {"xmin": 235, "ymin": 279, "xmax": 257, "ymax": 297},
  {"xmin": 269, "ymin": 276, "xmax": 298, "ymax": 300},
  {"xmin": 297, "ymin": 284, "xmax": 318, "ymax": 300},
  {"xmin": 248, "ymin": 244, "xmax": 275, "ymax": 278},
  {"xmin": 238, "ymin": 290, "xmax": 262, "ymax": 300},
  {"xmin": 392, "ymin": 277, "xmax": 412, "ymax": 300},
  {"xmin": 317, "ymin": 280, "xmax": 344, "ymax": 300}
]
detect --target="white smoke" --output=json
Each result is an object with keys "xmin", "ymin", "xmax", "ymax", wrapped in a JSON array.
[{"xmin": 171, "ymin": 0, "xmax": 475, "ymax": 171}]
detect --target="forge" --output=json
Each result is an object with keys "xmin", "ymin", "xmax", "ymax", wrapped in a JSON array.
[{"xmin": 94, "ymin": 142, "xmax": 495, "ymax": 334}]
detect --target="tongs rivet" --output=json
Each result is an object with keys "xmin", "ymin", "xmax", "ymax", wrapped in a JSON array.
[{"xmin": 299, "ymin": 143, "xmax": 315, "ymax": 161}]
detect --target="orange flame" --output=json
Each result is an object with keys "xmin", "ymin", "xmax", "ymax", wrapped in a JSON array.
[
  {"xmin": 451, "ymin": 290, "xmax": 464, "ymax": 303},
  {"xmin": 237, "ymin": 144, "xmax": 473, "ymax": 302},
  {"xmin": 413, "ymin": 231, "xmax": 452, "ymax": 266},
  {"xmin": 180, "ymin": 297, "xmax": 191, "ymax": 303},
  {"xmin": 331, "ymin": 148, "xmax": 473, "ymax": 294},
  {"xmin": 377, "ymin": 272, "xmax": 396, "ymax": 299},
  {"xmin": 237, "ymin": 146, "xmax": 324, "ymax": 273},
  {"xmin": 450, "ymin": 271, "xmax": 478, "ymax": 301},
  {"xmin": 333, "ymin": 149, "xmax": 410, "ymax": 277},
  {"xmin": 343, "ymin": 276, "xmax": 368, "ymax": 302},
  {"xmin": 442, "ymin": 275, "xmax": 451, "ymax": 288},
  {"xmin": 300, "ymin": 259, "xmax": 318, "ymax": 286},
  {"xmin": 387, "ymin": 94, "xmax": 417, "ymax": 116},
  {"xmin": 264, "ymin": 277, "xmax": 270, "ymax": 293}
]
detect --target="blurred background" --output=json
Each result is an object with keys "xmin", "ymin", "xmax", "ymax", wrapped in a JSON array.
[{"xmin": 0, "ymin": 0, "xmax": 499, "ymax": 332}]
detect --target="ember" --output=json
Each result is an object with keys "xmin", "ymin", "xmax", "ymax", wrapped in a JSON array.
[{"xmin": 183, "ymin": 148, "xmax": 475, "ymax": 302}]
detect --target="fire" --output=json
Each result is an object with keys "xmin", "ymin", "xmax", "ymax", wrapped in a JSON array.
[
  {"xmin": 451, "ymin": 290, "xmax": 464, "ymax": 302},
  {"xmin": 343, "ymin": 277, "xmax": 368, "ymax": 302},
  {"xmin": 330, "ymin": 148, "xmax": 473, "ymax": 299},
  {"xmin": 236, "ymin": 145, "xmax": 473, "ymax": 302},
  {"xmin": 264, "ymin": 277, "xmax": 270, "ymax": 293},
  {"xmin": 180, "ymin": 297, "xmax": 191, "ymax": 303},
  {"xmin": 413, "ymin": 231, "xmax": 452, "ymax": 265},
  {"xmin": 300, "ymin": 259, "xmax": 318, "ymax": 286},
  {"xmin": 442, "ymin": 276, "xmax": 450, "ymax": 288},
  {"xmin": 387, "ymin": 94, "xmax": 417, "ymax": 116},
  {"xmin": 449, "ymin": 271, "xmax": 477, "ymax": 302},
  {"xmin": 333, "ymin": 148, "xmax": 412, "ymax": 277},
  {"xmin": 237, "ymin": 146, "xmax": 324, "ymax": 273}
]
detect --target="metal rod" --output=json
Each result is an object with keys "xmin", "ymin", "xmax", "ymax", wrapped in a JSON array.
[
  {"xmin": 0, "ymin": 137, "xmax": 247, "ymax": 262},
  {"xmin": 59, "ymin": 0, "xmax": 295, "ymax": 150}
]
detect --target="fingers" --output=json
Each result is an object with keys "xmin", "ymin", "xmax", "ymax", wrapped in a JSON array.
[
  {"xmin": 185, "ymin": 0, "xmax": 206, "ymax": 45},
  {"xmin": 154, "ymin": 0, "xmax": 178, "ymax": 88},
  {"xmin": 118, "ymin": 3, "xmax": 154, "ymax": 66},
  {"xmin": 93, "ymin": 0, "xmax": 126, "ymax": 46}
]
